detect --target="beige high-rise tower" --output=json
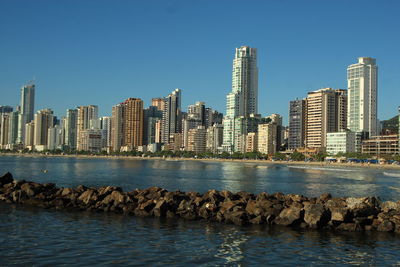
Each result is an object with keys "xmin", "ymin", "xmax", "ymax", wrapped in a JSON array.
[
  {"xmin": 151, "ymin": 98, "xmax": 165, "ymax": 112},
  {"xmin": 305, "ymin": 88, "xmax": 347, "ymax": 149},
  {"xmin": 123, "ymin": 98, "xmax": 144, "ymax": 150}
]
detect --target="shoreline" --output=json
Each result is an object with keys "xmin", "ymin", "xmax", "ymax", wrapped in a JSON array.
[{"xmin": 2, "ymin": 152, "xmax": 400, "ymax": 170}]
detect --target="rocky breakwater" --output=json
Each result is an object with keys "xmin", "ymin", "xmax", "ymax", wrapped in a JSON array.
[{"xmin": 1, "ymin": 172, "xmax": 400, "ymax": 233}]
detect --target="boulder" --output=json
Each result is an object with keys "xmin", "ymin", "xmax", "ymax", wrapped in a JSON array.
[
  {"xmin": 256, "ymin": 192, "xmax": 270, "ymax": 201},
  {"xmin": 250, "ymin": 215, "xmax": 264, "ymax": 225},
  {"xmin": 224, "ymin": 210, "xmax": 249, "ymax": 226},
  {"xmin": 60, "ymin": 188, "xmax": 75, "ymax": 197},
  {"xmin": 0, "ymin": 172, "xmax": 13, "ymax": 186},
  {"xmin": 138, "ymin": 199, "xmax": 156, "ymax": 213},
  {"xmin": 75, "ymin": 185, "xmax": 88, "ymax": 193},
  {"xmin": 381, "ymin": 201, "xmax": 400, "ymax": 212},
  {"xmin": 274, "ymin": 206, "xmax": 303, "ymax": 226},
  {"xmin": 219, "ymin": 200, "xmax": 243, "ymax": 214},
  {"xmin": 97, "ymin": 186, "xmax": 121, "ymax": 199},
  {"xmin": 288, "ymin": 194, "xmax": 308, "ymax": 203},
  {"xmin": 330, "ymin": 207, "xmax": 350, "ymax": 222},
  {"xmin": 145, "ymin": 187, "xmax": 167, "ymax": 199},
  {"xmin": 377, "ymin": 220, "xmax": 394, "ymax": 232},
  {"xmin": 220, "ymin": 190, "xmax": 237, "ymax": 201},
  {"xmin": 20, "ymin": 183, "xmax": 37, "ymax": 197},
  {"xmin": 318, "ymin": 193, "xmax": 332, "ymax": 202},
  {"xmin": 346, "ymin": 197, "xmax": 379, "ymax": 217},
  {"xmin": 303, "ymin": 203, "xmax": 330, "ymax": 229},
  {"xmin": 153, "ymin": 199, "xmax": 168, "ymax": 217},
  {"xmin": 202, "ymin": 189, "xmax": 224, "ymax": 203},
  {"xmin": 77, "ymin": 189, "xmax": 98, "ymax": 205},
  {"xmin": 236, "ymin": 191, "xmax": 254, "ymax": 201}
]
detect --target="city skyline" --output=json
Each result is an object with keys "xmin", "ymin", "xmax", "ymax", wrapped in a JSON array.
[{"xmin": 1, "ymin": 1, "xmax": 400, "ymax": 123}]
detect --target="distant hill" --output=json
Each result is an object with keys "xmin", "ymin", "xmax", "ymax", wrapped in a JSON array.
[{"xmin": 381, "ymin": 115, "xmax": 399, "ymax": 134}]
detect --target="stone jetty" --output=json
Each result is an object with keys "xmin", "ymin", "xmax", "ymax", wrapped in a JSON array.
[{"xmin": 1, "ymin": 172, "xmax": 400, "ymax": 233}]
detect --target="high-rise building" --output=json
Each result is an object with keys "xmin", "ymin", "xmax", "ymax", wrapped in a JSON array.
[
  {"xmin": 78, "ymin": 129, "xmax": 103, "ymax": 153},
  {"xmin": 8, "ymin": 111, "xmax": 20, "ymax": 145},
  {"xmin": 223, "ymin": 46, "xmax": 258, "ymax": 152},
  {"xmin": 258, "ymin": 123, "xmax": 277, "ymax": 155},
  {"xmin": 0, "ymin": 114, "xmax": 10, "ymax": 148},
  {"xmin": 76, "ymin": 105, "xmax": 98, "ymax": 150},
  {"xmin": 99, "ymin": 116, "xmax": 112, "ymax": 149},
  {"xmin": 305, "ymin": 88, "xmax": 347, "ymax": 149},
  {"xmin": 17, "ymin": 83, "xmax": 35, "ymax": 143},
  {"xmin": 123, "ymin": 98, "xmax": 143, "ymax": 150},
  {"xmin": 24, "ymin": 121, "xmax": 35, "ymax": 150},
  {"xmin": 204, "ymin": 108, "xmax": 223, "ymax": 128},
  {"xmin": 143, "ymin": 106, "xmax": 163, "ymax": 145},
  {"xmin": 111, "ymin": 104, "xmax": 125, "ymax": 152},
  {"xmin": 47, "ymin": 125, "xmax": 63, "ymax": 150},
  {"xmin": 33, "ymin": 109, "xmax": 54, "ymax": 151},
  {"xmin": 0, "ymin": 106, "xmax": 13, "ymax": 114},
  {"xmin": 162, "ymin": 89, "xmax": 182, "ymax": 143},
  {"xmin": 288, "ymin": 99, "xmax": 306, "ymax": 150},
  {"xmin": 245, "ymin": 132, "xmax": 258, "ymax": 153},
  {"xmin": 151, "ymin": 98, "xmax": 165, "ymax": 112},
  {"xmin": 188, "ymin": 102, "xmax": 205, "ymax": 124},
  {"xmin": 232, "ymin": 114, "xmax": 270, "ymax": 153},
  {"xmin": 182, "ymin": 101, "xmax": 205, "ymax": 150},
  {"xmin": 268, "ymin": 114, "xmax": 283, "ymax": 151},
  {"xmin": 347, "ymin": 57, "xmax": 378, "ymax": 136},
  {"xmin": 187, "ymin": 126, "xmax": 207, "ymax": 153},
  {"xmin": 206, "ymin": 123, "xmax": 223, "ymax": 153},
  {"xmin": 64, "ymin": 109, "xmax": 78, "ymax": 150}
]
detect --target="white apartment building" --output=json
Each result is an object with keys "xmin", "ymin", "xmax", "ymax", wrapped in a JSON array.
[{"xmin": 347, "ymin": 57, "xmax": 378, "ymax": 136}]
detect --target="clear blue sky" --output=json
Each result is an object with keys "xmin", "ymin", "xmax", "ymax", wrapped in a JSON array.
[{"xmin": 1, "ymin": 0, "xmax": 399, "ymax": 124}]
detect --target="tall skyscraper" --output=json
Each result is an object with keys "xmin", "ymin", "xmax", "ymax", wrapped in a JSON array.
[
  {"xmin": 76, "ymin": 105, "xmax": 98, "ymax": 150},
  {"xmin": 123, "ymin": 98, "xmax": 144, "ymax": 150},
  {"xmin": 288, "ymin": 99, "xmax": 306, "ymax": 150},
  {"xmin": 8, "ymin": 111, "xmax": 19, "ymax": 145},
  {"xmin": 223, "ymin": 46, "xmax": 258, "ymax": 152},
  {"xmin": 143, "ymin": 106, "xmax": 163, "ymax": 145},
  {"xmin": 17, "ymin": 83, "xmax": 35, "ymax": 143},
  {"xmin": 99, "ymin": 116, "xmax": 112, "ymax": 149},
  {"xmin": 0, "ymin": 114, "xmax": 10, "ymax": 148},
  {"xmin": 347, "ymin": 57, "xmax": 378, "ymax": 136},
  {"xmin": 64, "ymin": 109, "xmax": 78, "ymax": 150},
  {"xmin": 162, "ymin": 89, "xmax": 182, "ymax": 143},
  {"xmin": 111, "ymin": 104, "xmax": 125, "ymax": 152}
]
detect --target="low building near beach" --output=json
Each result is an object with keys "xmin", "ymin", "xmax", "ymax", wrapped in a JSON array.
[
  {"xmin": 362, "ymin": 134, "xmax": 399, "ymax": 155},
  {"xmin": 326, "ymin": 131, "xmax": 362, "ymax": 155}
]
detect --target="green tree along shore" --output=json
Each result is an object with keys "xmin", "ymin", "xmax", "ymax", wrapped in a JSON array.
[{"xmin": 1, "ymin": 149, "xmax": 400, "ymax": 163}]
